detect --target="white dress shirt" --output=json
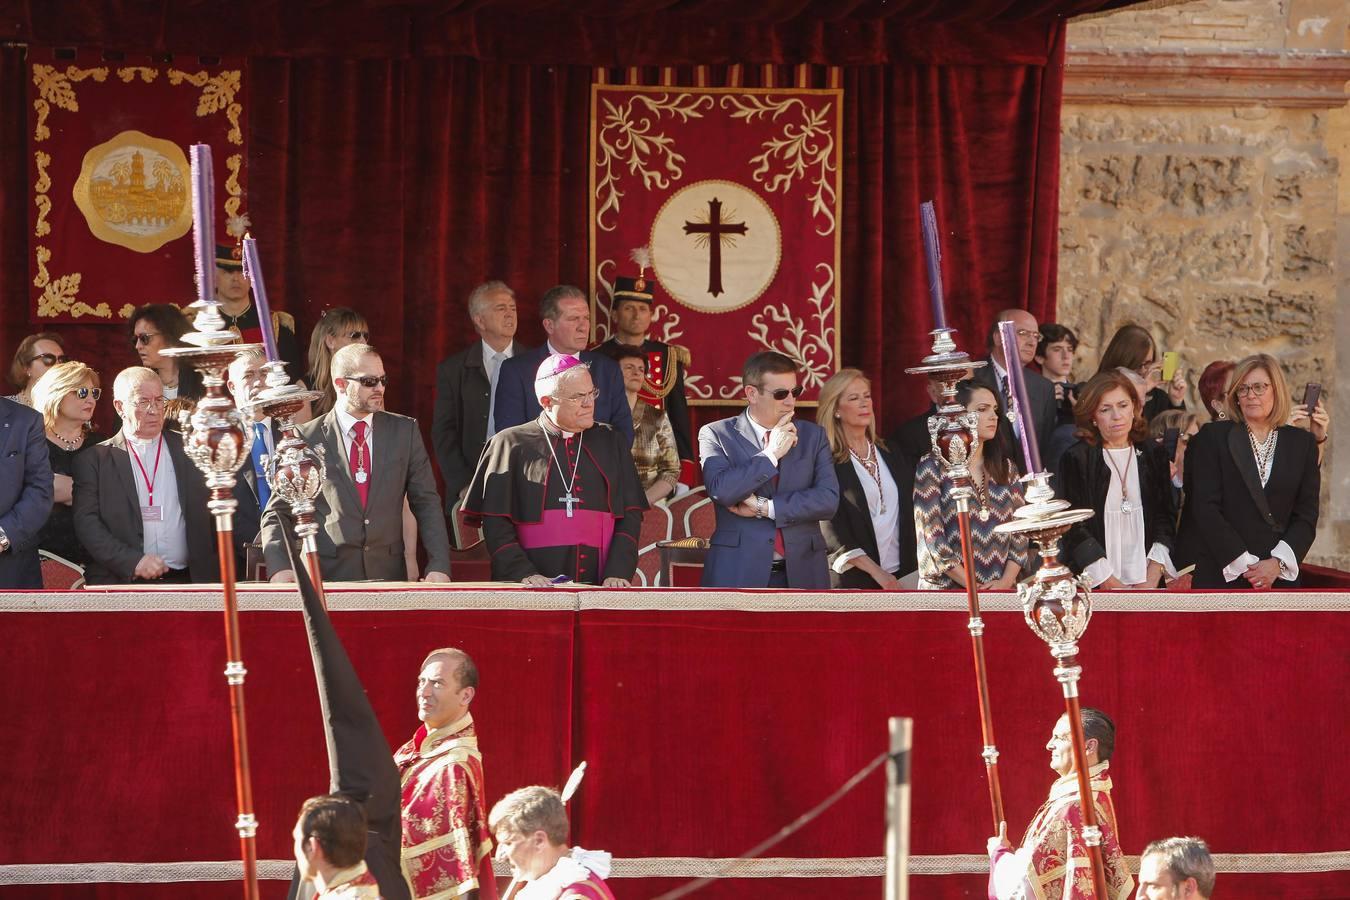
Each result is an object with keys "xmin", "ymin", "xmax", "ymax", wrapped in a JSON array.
[
  {"xmin": 483, "ymin": 340, "xmax": 514, "ymax": 439},
  {"xmin": 126, "ymin": 432, "xmax": 189, "ymax": 570},
  {"xmin": 744, "ymin": 412, "xmax": 781, "ymax": 520},
  {"xmin": 335, "ymin": 406, "xmax": 375, "ymax": 473}
]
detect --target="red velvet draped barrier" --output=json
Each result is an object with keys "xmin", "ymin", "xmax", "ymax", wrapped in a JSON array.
[
  {"xmin": 0, "ymin": 0, "xmax": 1095, "ymax": 435},
  {"xmin": 2, "ymin": 590, "xmax": 1347, "ymax": 898}
]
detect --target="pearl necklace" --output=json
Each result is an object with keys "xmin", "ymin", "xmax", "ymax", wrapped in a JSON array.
[
  {"xmin": 48, "ymin": 427, "xmax": 84, "ymax": 451},
  {"xmin": 1248, "ymin": 426, "xmax": 1278, "ymax": 486},
  {"xmin": 848, "ymin": 440, "xmax": 884, "ymax": 514}
]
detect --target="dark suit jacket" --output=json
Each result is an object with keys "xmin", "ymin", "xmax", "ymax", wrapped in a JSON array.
[
  {"xmin": 1057, "ymin": 439, "xmax": 1176, "ymax": 576},
  {"xmin": 699, "ymin": 412, "xmax": 839, "ymax": 589},
  {"xmin": 889, "ymin": 405, "xmax": 936, "ymax": 465},
  {"xmin": 0, "ymin": 399, "xmax": 52, "ymax": 588},
  {"xmin": 261, "ymin": 409, "xmax": 451, "ymax": 581},
  {"xmin": 973, "ymin": 358, "xmax": 1058, "ymax": 471},
  {"xmin": 72, "ymin": 430, "xmax": 219, "ymax": 585},
  {"xmin": 1186, "ymin": 420, "xmax": 1320, "ymax": 589},
  {"xmin": 492, "ymin": 345, "xmax": 635, "ymax": 444},
  {"xmin": 432, "ymin": 338, "xmax": 526, "ymax": 512},
  {"xmin": 822, "ymin": 444, "xmax": 918, "ymax": 588}
]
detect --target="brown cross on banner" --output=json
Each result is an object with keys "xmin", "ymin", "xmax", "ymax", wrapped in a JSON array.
[{"xmin": 683, "ymin": 197, "xmax": 747, "ymax": 297}]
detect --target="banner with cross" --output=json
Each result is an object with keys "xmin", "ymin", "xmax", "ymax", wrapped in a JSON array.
[{"xmin": 589, "ymin": 84, "xmax": 842, "ymax": 404}]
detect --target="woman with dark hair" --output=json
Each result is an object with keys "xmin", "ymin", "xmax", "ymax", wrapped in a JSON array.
[
  {"xmin": 1059, "ymin": 371, "xmax": 1177, "ymax": 590},
  {"xmin": 1197, "ymin": 359, "xmax": 1235, "ymax": 421},
  {"xmin": 128, "ymin": 304, "xmax": 203, "ymax": 423},
  {"xmin": 1096, "ymin": 324, "xmax": 1186, "ymax": 421},
  {"xmin": 1186, "ymin": 354, "xmax": 1320, "ymax": 589},
  {"xmin": 6, "ymin": 331, "xmax": 68, "ymax": 407},
  {"xmin": 308, "ymin": 307, "xmax": 370, "ymax": 417},
  {"xmin": 913, "ymin": 381, "xmax": 1029, "ymax": 590}
]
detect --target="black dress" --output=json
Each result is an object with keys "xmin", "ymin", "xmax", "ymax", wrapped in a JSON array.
[{"xmin": 38, "ymin": 432, "xmax": 104, "ymax": 566}]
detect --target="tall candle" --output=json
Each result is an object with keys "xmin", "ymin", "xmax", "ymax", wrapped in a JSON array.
[
  {"xmin": 188, "ymin": 144, "xmax": 215, "ymax": 307},
  {"xmin": 997, "ymin": 320, "xmax": 1043, "ymax": 474},
  {"xmin": 919, "ymin": 201, "xmax": 948, "ymax": 331},
  {"xmin": 241, "ymin": 236, "xmax": 279, "ymax": 362}
]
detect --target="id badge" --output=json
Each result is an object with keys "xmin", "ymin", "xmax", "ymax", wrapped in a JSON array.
[{"xmin": 141, "ymin": 505, "xmax": 163, "ymax": 522}]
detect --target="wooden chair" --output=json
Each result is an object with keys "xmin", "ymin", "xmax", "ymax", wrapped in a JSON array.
[
  {"xmin": 656, "ymin": 536, "xmax": 710, "ymax": 587},
  {"xmin": 38, "ymin": 551, "xmax": 85, "ymax": 590},
  {"xmin": 450, "ymin": 496, "xmax": 484, "ymax": 551}
]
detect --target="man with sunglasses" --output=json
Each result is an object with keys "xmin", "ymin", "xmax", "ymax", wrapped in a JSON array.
[
  {"xmin": 699, "ymin": 351, "xmax": 839, "ymax": 589},
  {"xmin": 261, "ymin": 343, "xmax": 452, "ymax": 584},
  {"xmin": 462, "ymin": 355, "xmax": 647, "ymax": 586},
  {"xmin": 72, "ymin": 367, "xmax": 219, "ymax": 584}
]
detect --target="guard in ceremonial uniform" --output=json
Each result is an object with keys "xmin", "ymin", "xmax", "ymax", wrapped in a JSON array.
[
  {"xmin": 212, "ymin": 237, "xmax": 306, "ymax": 382},
  {"xmin": 594, "ymin": 248, "xmax": 696, "ymax": 483}
]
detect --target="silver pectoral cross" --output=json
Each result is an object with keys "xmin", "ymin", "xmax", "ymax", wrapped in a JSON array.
[{"xmin": 559, "ymin": 491, "xmax": 579, "ymax": 517}]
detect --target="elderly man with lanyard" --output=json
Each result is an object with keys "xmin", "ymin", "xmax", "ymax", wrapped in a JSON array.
[{"xmin": 461, "ymin": 355, "xmax": 647, "ymax": 586}]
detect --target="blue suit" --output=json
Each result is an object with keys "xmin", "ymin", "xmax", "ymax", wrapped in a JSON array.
[
  {"xmin": 699, "ymin": 411, "xmax": 839, "ymax": 589},
  {"xmin": 0, "ymin": 399, "xmax": 53, "ymax": 588},
  {"xmin": 493, "ymin": 345, "xmax": 634, "ymax": 444}
]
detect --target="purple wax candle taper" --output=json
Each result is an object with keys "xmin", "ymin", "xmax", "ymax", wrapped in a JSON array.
[
  {"xmin": 919, "ymin": 201, "xmax": 948, "ymax": 331},
  {"xmin": 188, "ymin": 144, "xmax": 215, "ymax": 307},
  {"xmin": 997, "ymin": 320, "xmax": 1043, "ymax": 475},
  {"xmin": 241, "ymin": 236, "xmax": 279, "ymax": 362}
]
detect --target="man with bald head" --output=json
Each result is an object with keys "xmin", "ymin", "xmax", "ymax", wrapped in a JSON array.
[
  {"xmin": 261, "ymin": 343, "xmax": 451, "ymax": 582},
  {"xmin": 462, "ymin": 355, "xmax": 647, "ymax": 586},
  {"xmin": 975, "ymin": 308, "xmax": 1059, "ymax": 470},
  {"xmin": 394, "ymin": 648, "xmax": 496, "ymax": 900}
]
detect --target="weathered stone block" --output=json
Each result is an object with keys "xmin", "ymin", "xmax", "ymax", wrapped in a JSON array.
[
  {"xmin": 1162, "ymin": 155, "xmax": 1254, "ymax": 213},
  {"xmin": 1279, "ymin": 225, "xmax": 1333, "ymax": 278},
  {"xmin": 1194, "ymin": 290, "xmax": 1320, "ymax": 345}
]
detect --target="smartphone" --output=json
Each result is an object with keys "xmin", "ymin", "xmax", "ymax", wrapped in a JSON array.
[
  {"xmin": 1163, "ymin": 427, "xmax": 1180, "ymax": 462},
  {"xmin": 1305, "ymin": 382, "xmax": 1322, "ymax": 413},
  {"xmin": 1161, "ymin": 351, "xmax": 1180, "ymax": 383}
]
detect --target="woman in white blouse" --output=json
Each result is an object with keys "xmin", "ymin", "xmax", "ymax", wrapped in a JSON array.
[
  {"xmin": 818, "ymin": 369, "xmax": 917, "ymax": 589},
  {"xmin": 1059, "ymin": 370, "xmax": 1178, "ymax": 589}
]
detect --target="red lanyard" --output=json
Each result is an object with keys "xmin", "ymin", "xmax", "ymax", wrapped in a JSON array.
[{"xmin": 128, "ymin": 437, "xmax": 164, "ymax": 506}]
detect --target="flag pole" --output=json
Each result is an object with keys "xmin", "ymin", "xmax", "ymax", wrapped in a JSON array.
[{"xmin": 884, "ymin": 717, "xmax": 913, "ymax": 900}]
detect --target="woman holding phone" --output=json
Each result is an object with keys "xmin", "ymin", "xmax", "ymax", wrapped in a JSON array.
[{"xmin": 1096, "ymin": 324, "xmax": 1187, "ymax": 421}]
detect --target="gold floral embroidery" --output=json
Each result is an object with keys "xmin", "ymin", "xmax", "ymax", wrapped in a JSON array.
[
  {"xmin": 116, "ymin": 67, "xmax": 159, "ymax": 84},
  {"xmin": 167, "ymin": 68, "xmax": 243, "ymax": 144}
]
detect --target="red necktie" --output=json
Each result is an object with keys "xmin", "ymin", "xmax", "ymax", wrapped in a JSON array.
[
  {"xmin": 762, "ymin": 432, "xmax": 786, "ymax": 557},
  {"xmin": 349, "ymin": 420, "xmax": 369, "ymax": 507}
]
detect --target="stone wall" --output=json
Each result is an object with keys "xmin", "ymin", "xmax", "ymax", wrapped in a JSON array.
[{"xmin": 1057, "ymin": 0, "xmax": 1350, "ymax": 565}]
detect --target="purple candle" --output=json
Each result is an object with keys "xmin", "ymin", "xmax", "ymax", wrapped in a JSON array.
[
  {"xmin": 241, "ymin": 236, "xmax": 279, "ymax": 362},
  {"xmin": 188, "ymin": 144, "xmax": 215, "ymax": 307},
  {"xmin": 997, "ymin": 320, "xmax": 1043, "ymax": 474},
  {"xmin": 919, "ymin": 201, "xmax": 948, "ymax": 331}
]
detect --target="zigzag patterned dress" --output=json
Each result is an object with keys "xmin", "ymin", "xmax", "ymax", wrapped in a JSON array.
[{"xmin": 913, "ymin": 453, "xmax": 1030, "ymax": 589}]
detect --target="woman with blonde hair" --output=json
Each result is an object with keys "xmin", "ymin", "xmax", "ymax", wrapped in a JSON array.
[
  {"xmin": 818, "ymin": 369, "xmax": 916, "ymax": 589},
  {"xmin": 308, "ymin": 307, "xmax": 370, "ymax": 417},
  {"xmin": 1185, "ymin": 353, "xmax": 1320, "ymax": 589},
  {"xmin": 30, "ymin": 361, "xmax": 105, "ymax": 565}
]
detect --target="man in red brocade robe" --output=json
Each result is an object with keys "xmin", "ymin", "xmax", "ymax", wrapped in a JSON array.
[
  {"xmin": 489, "ymin": 786, "xmax": 615, "ymax": 900},
  {"xmin": 293, "ymin": 794, "xmax": 385, "ymax": 900},
  {"xmin": 987, "ymin": 708, "xmax": 1133, "ymax": 900},
  {"xmin": 395, "ymin": 648, "xmax": 497, "ymax": 900}
]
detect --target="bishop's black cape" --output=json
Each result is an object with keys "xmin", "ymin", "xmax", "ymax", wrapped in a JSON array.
[
  {"xmin": 283, "ymin": 537, "xmax": 410, "ymax": 900},
  {"xmin": 462, "ymin": 417, "xmax": 648, "ymax": 583}
]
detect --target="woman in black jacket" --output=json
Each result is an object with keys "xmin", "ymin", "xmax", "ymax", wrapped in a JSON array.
[
  {"xmin": 1185, "ymin": 354, "xmax": 1320, "ymax": 590},
  {"xmin": 1059, "ymin": 370, "xmax": 1177, "ymax": 589},
  {"xmin": 818, "ymin": 369, "xmax": 917, "ymax": 589}
]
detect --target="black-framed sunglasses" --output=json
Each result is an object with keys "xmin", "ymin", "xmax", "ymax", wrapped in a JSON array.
[
  {"xmin": 132, "ymin": 332, "xmax": 160, "ymax": 347},
  {"xmin": 72, "ymin": 387, "xmax": 102, "ymax": 400},
  {"xmin": 28, "ymin": 353, "xmax": 69, "ymax": 366},
  {"xmin": 752, "ymin": 384, "xmax": 805, "ymax": 401},
  {"xmin": 349, "ymin": 374, "xmax": 388, "ymax": 388}
]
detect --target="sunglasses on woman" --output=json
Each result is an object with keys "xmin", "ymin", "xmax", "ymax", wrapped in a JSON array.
[
  {"xmin": 346, "ymin": 330, "xmax": 371, "ymax": 342},
  {"xmin": 28, "ymin": 353, "xmax": 69, "ymax": 366},
  {"xmin": 72, "ymin": 387, "xmax": 102, "ymax": 400},
  {"xmin": 753, "ymin": 384, "xmax": 805, "ymax": 401},
  {"xmin": 349, "ymin": 374, "xmax": 389, "ymax": 388},
  {"xmin": 132, "ymin": 332, "xmax": 160, "ymax": 347}
]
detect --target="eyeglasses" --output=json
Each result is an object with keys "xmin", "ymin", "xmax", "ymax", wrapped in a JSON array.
[
  {"xmin": 751, "ymin": 384, "xmax": 805, "ymax": 401},
  {"xmin": 556, "ymin": 389, "xmax": 600, "ymax": 406},
  {"xmin": 128, "ymin": 396, "xmax": 167, "ymax": 411},
  {"xmin": 72, "ymin": 387, "xmax": 102, "ymax": 401},
  {"xmin": 27, "ymin": 353, "xmax": 69, "ymax": 367},
  {"xmin": 346, "ymin": 331, "xmax": 370, "ymax": 342},
  {"xmin": 132, "ymin": 332, "xmax": 161, "ymax": 347},
  {"xmin": 349, "ymin": 374, "xmax": 388, "ymax": 388},
  {"xmin": 1235, "ymin": 382, "xmax": 1271, "ymax": 399}
]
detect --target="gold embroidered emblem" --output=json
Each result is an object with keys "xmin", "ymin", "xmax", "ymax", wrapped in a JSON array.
[{"xmin": 71, "ymin": 130, "xmax": 191, "ymax": 253}]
